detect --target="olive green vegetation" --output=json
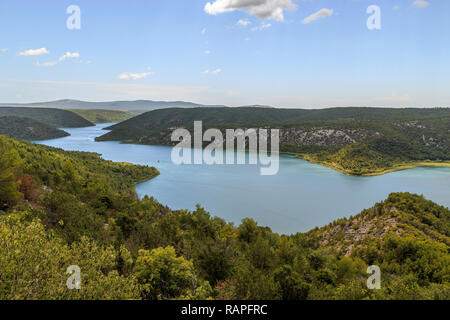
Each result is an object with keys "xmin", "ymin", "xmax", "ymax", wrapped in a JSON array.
[
  {"xmin": 102, "ymin": 107, "xmax": 450, "ymax": 131},
  {"xmin": 0, "ymin": 135, "xmax": 449, "ymax": 300},
  {"xmin": 69, "ymin": 109, "xmax": 133, "ymax": 123},
  {"xmin": 97, "ymin": 107, "xmax": 450, "ymax": 176},
  {"xmin": 0, "ymin": 116, "xmax": 70, "ymax": 141},
  {"xmin": 301, "ymin": 136, "xmax": 450, "ymax": 176},
  {"xmin": 0, "ymin": 107, "xmax": 94, "ymax": 128}
]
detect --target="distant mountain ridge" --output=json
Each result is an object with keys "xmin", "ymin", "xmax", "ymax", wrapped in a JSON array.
[{"xmin": 0, "ymin": 99, "xmax": 231, "ymax": 112}]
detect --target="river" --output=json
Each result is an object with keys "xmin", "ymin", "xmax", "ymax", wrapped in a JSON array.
[{"xmin": 37, "ymin": 123, "xmax": 450, "ymax": 234}]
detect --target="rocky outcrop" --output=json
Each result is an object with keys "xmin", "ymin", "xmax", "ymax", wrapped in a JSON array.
[{"xmin": 279, "ymin": 128, "xmax": 380, "ymax": 147}]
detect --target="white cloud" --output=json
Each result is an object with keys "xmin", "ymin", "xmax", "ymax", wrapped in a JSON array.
[
  {"xmin": 413, "ymin": 0, "xmax": 430, "ymax": 8},
  {"xmin": 118, "ymin": 72, "xmax": 154, "ymax": 81},
  {"xmin": 35, "ymin": 52, "xmax": 80, "ymax": 67},
  {"xmin": 251, "ymin": 22, "xmax": 272, "ymax": 31},
  {"xmin": 205, "ymin": 0, "xmax": 296, "ymax": 21},
  {"xmin": 302, "ymin": 8, "xmax": 333, "ymax": 24},
  {"xmin": 0, "ymin": 48, "xmax": 8, "ymax": 53},
  {"xmin": 237, "ymin": 18, "xmax": 251, "ymax": 27},
  {"xmin": 204, "ymin": 50, "xmax": 211, "ymax": 54},
  {"xmin": 20, "ymin": 48, "xmax": 50, "ymax": 56},
  {"xmin": 393, "ymin": 5, "xmax": 400, "ymax": 10},
  {"xmin": 202, "ymin": 69, "xmax": 221, "ymax": 75},
  {"xmin": 59, "ymin": 52, "xmax": 80, "ymax": 61}
]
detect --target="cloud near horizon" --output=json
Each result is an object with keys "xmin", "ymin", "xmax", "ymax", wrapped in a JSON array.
[
  {"xmin": 205, "ymin": 0, "xmax": 296, "ymax": 21},
  {"xmin": 19, "ymin": 48, "xmax": 49, "ymax": 56},
  {"xmin": 302, "ymin": 8, "xmax": 334, "ymax": 24},
  {"xmin": 202, "ymin": 69, "xmax": 222, "ymax": 75},
  {"xmin": 413, "ymin": 0, "xmax": 430, "ymax": 8},
  {"xmin": 118, "ymin": 71, "xmax": 154, "ymax": 81},
  {"xmin": 36, "ymin": 52, "xmax": 80, "ymax": 67}
]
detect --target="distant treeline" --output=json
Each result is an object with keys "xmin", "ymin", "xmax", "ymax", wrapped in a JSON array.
[
  {"xmin": 0, "ymin": 107, "xmax": 94, "ymax": 128},
  {"xmin": 0, "ymin": 107, "xmax": 94, "ymax": 140},
  {"xmin": 69, "ymin": 109, "xmax": 132, "ymax": 123},
  {"xmin": 96, "ymin": 107, "xmax": 450, "ymax": 175},
  {"xmin": 0, "ymin": 116, "xmax": 69, "ymax": 141}
]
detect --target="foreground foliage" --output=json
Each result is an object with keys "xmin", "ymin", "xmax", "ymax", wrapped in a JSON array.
[{"xmin": 0, "ymin": 135, "xmax": 449, "ymax": 300}]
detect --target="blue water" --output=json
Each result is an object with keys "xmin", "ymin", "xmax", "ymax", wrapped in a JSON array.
[{"xmin": 37, "ymin": 123, "xmax": 450, "ymax": 235}]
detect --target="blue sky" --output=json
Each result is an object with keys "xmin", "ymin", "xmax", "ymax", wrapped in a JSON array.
[{"xmin": 0, "ymin": 0, "xmax": 448, "ymax": 108}]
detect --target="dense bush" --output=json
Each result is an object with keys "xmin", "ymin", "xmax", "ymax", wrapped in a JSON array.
[{"xmin": 0, "ymin": 135, "xmax": 448, "ymax": 300}]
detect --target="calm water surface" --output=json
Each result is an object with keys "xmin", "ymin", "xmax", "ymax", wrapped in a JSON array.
[{"xmin": 37, "ymin": 123, "xmax": 450, "ymax": 234}]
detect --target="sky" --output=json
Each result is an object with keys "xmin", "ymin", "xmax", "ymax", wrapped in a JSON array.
[{"xmin": 0, "ymin": 0, "xmax": 449, "ymax": 108}]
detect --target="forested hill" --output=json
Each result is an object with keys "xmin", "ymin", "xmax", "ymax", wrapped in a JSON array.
[
  {"xmin": 97, "ymin": 107, "xmax": 450, "ymax": 176},
  {"xmin": 69, "ymin": 109, "xmax": 132, "ymax": 123},
  {"xmin": 0, "ymin": 107, "xmax": 94, "ymax": 128},
  {"xmin": 0, "ymin": 116, "xmax": 70, "ymax": 140},
  {"xmin": 309, "ymin": 192, "xmax": 450, "ymax": 256},
  {"xmin": 104, "ymin": 107, "xmax": 450, "ymax": 131},
  {"xmin": 0, "ymin": 135, "xmax": 448, "ymax": 299}
]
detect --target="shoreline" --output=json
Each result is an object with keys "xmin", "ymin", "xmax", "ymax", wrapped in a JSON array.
[
  {"xmin": 295, "ymin": 155, "xmax": 450, "ymax": 176},
  {"xmin": 95, "ymin": 135, "xmax": 450, "ymax": 177}
]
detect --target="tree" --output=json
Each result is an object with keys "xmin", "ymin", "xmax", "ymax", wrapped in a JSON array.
[
  {"xmin": 274, "ymin": 265, "xmax": 310, "ymax": 300},
  {"xmin": 237, "ymin": 218, "xmax": 260, "ymax": 243},
  {"xmin": 0, "ymin": 212, "xmax": 140, "ymax": 300},
  {"xmin": 198, "ymin": 246, "xmax": 232, "ymax": 285},
  {"xmin": 134, "ymin": 246, "xmax": 197, "ymax": 300},
  {"xmin": 18, "ymin": 175, "xmax": 36, "ymax": 201},
  {"xmin": 0, "ymin": 136, "xmax": 22, "ymax": 209}
]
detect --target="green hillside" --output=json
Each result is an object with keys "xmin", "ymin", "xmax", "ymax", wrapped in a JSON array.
[
  {"xmin": 97, "ymin": 107, "xmax": 450, "ymax": 176},
  {"xmin": 0, "ymin": 107, "xmax": 94, "ymax": 128},
  {"xmin": 0, "ymin": 116, "xmax": 70, "ymax": 140},
  {"xmin": 103, "ymin": 107, "xmax": 450, "ymax": 132},
  {"xmin": 69, "ymin": 109, "xmax": 132, "ymax": 123},
  {"xmin": 0, "ymin": 135, "xmax": 448, "ymax": 300}
]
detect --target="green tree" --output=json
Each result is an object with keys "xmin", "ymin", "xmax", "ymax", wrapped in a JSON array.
[
  {"xmin": 237, "ymin": 218, "xmax": 260, "ymax": 243},
  {"xmin": 0, "ymin": 212, "xmax": 139, "ymax": 300},
  {"xmin": 0, "ymin": 136, "xmax": 22, "ymax": 209},
  {"xmin": 198, "ymin": 246, "xmax": 232, "ymax": 285},
  {"xmin": 134, "ymin": 246, "xmax": 197, "ymax": 300},
  {"xmin": 274, "ymin": 265, "xmax": 310, "ymax": 300}
]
